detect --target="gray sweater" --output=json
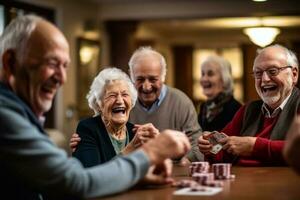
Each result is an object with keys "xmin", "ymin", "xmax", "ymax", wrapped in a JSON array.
[
  {"xmin": 130, "ymin": 86, "xmax": 203, "ymax": 161},
  {"xmin": 0, "ymin": 83, "xmax": 149, "ymax": 199}
]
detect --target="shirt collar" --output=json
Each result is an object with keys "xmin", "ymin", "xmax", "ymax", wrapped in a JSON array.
[
  {"xmin": 139, "ymin": 84, "xmax": 167, "ymax": 113},
  {"xmin": 261, "ymin": 91, "xmax": 292, "ymax": 118}
]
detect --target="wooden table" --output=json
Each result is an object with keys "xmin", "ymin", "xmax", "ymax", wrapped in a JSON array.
[{"xmin": 95, "ymin": 165, "xmax": 300, "ymax": 200}]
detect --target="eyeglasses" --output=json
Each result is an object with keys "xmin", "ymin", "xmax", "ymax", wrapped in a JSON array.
[{"xmin": 252, "ymin": 66, "xmax": 292, "ymax": 79}]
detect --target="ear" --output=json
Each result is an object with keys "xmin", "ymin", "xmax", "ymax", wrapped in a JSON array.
[
  {"xmin": 2, "ymin": 49, "xmax": 17, "ymax": 77},
  {"xmin": 292, "ymin": 67, "xmax": 298, "ymax": 85}
]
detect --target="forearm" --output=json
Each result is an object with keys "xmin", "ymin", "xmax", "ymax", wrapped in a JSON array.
[
  {"xmin": 0, "ymin": 109, "xmax": 150, "ymax": 198},
  {"xmin": 81, "ymin": 150, "xmax": 150, "ymax": 198},
  {"xmin": 252, "ymin": 137, "xmax": 286, "ymax": 164}
]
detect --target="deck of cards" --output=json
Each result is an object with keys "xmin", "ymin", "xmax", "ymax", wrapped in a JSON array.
[{"xmin": 204, "ymin": 131, "xmax": 227, "ymax": 154}]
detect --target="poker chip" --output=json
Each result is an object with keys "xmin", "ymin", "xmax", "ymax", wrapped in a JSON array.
[
  {"xmin": 189, "ymin": 161, "xmax": 210, "ymax": 176},
  {"xmin": 190, "ymin": 184, "xmax": 207, "ymax": 192},
  {"xmin": 204, "ymin": 180, "xmax": 224, "ymax": 187},
  {"xmin": 177, "ymin": 162, "xmax": 235, "ymax": 191},
  {"xmin": 212, "ymin": 163, "xmax": 231, "ymax": 180},
  {"xmin": 192, "ymin": 173, "xmax": 214, "ymax": 185},
  {"xmin": 174, "ymin": 179, "xmax": 199, "ymax": 188}
]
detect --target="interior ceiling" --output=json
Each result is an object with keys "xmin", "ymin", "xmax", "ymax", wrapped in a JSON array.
[
  {"xmin": 83, "ymin": 0, "xmax": 300, "ymax": 37},
  {"xmin": 142, "ymin": 16, "xmax": 300, "ymax": 31}
]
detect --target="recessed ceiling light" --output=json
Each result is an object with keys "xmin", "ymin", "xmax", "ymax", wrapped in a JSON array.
[{"xmin": 252, "ymin": 0, "xmax": 267, "ymax": 2}]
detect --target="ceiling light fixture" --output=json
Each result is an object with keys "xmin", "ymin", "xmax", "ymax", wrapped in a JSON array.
[
  {"xmin": 243, "ymin": 26, "xmax": 280, "ymax": 47},
  {"xmin": 252, "ymin": 0, "xmax": 267, "ymax": 2}
]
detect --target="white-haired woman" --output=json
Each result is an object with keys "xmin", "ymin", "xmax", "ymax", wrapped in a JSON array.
[
  {"xmin": 72, "ymin": 67, "xmax": 159, "ymax": 167},
  {"xmin": 198, "ymin": 55, "xmax": 241, "ymax": 131}
]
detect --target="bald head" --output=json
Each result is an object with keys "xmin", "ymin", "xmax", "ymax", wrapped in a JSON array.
[
  {"xmin": 24, "ymin": 19, "xmax": 70, "ymax": 69},
  {"xmin": 0, "ymin": 15, "xmax": 70, "ymax": 117},
  {"xmin": 254, "ymin": 44, "xmax": 299, "ymax": 70}
]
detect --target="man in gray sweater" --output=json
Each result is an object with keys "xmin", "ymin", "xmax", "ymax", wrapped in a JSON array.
[
  {"xmin": 0, "ymin": 15, "xmax": 190, "ymax": 199},
  {"xmin": 128, "ymin": 47, "xmax": 204, "ymax": 163}
]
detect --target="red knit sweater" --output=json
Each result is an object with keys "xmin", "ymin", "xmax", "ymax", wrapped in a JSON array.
[{"xmin": 212, "ymin": 105, "xmax": 285, "ymax": 166}]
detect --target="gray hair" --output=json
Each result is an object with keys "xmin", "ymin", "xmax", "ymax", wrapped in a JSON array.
[
  {"xmin": 128, "ymin": 46, "xmax": 167, "ymax": 82},
  {"xmin": 87, "ymin": 67, "xmax": 138, "ymax": 115},
  {"xmin": 255, "ymin": 44, "xmax": 299, "ymax": 69},
  {"xmin": 0, "ymin": 15, "xmax": 43, "ymax": 71},
  {"xmin": 201, "ymin": 55, "xmax": 234, "ymax": 95}
]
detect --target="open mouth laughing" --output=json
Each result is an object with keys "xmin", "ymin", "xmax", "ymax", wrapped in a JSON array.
[
  {"xmin": 261, "ymin": 85, "xmax": 278, "ymax": 94},
  {"xmin": 41, "ymin": 82, "xmax": 58, "ymax": 100},
  {"xmin": 112, "ymin": 106, "xmax": 126, "ymax": 114}
]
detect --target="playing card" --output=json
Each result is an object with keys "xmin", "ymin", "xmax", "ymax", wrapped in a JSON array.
[
  {"xmin": 205, "ymin": 131, "xmax": 227, "ymax": 154},
  {"xmin": 174, "ymin": 187, "xmax": 222, "ymax": 196}
]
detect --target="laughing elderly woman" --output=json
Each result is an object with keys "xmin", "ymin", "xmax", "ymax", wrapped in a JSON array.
[
  {"xmin": 72, "ymin": 67, "xmax": 159, "ymax": 167},
  {"xmin": 198, "ymin": 56, "xmax": 241, "ymax": 131}
]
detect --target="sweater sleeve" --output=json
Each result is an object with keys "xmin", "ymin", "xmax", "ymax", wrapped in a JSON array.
[
  {"xmin": 0, "ymin": 105, "xmax": 150, "ymax": 198},
  {"xmin": 252, "ymin": 138, "xmax": 285, "ymax": 164},
  {"xmin": 179, "ymin": 94, "xmax": 204, "ymax": 162}
]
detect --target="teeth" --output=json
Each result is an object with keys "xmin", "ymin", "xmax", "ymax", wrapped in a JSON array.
[
  {"xmin": 261, "ymin": 85, "xmax": 277, "ymax": 93},
  {"xmin": 262, "ymin": 85, "xmax": 275, "ymax": 89},
  {"xmin": 112, "ymin": 107, "xmax": 126, "ymax": 113}
]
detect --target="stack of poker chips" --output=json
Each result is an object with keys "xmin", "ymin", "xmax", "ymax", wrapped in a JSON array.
[
  {"xmin": 188, "ymin": 162, "xmax": 234, "ymax": 187},
  {"xmin": 188, "ymin": 161, "xmax": 210, "ymax": 176},
  {"xmin": 192, "ymin": 173, "xmax": 214, "ymax": 185},
  {"xmin": 212, "ymin": 163, "xmax": 235, "ymax": 180}
]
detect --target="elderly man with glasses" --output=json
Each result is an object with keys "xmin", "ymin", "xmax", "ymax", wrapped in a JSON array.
[{"xmin": 198, "ymin": 44, "xmax": 300, "ymax": 166}]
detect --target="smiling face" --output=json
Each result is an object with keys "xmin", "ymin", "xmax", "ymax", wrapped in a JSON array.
[
  {"xmin": 253, "ymin": 46, "xmax": 298, "ymax": 109},
  {"xmin": 12, "ymin": 20, "xmax": 70, "ymax": 117},
  {"xmin": 200, "ymin": 62, "xmax": 224, "ymax": 100},
  {"xmin": 132, "ymin": 55, "xmax": 163, "ymax": 108},
  {"xmin": 100, "ymin": 80, "xmax": 132, "ymax": 127}
]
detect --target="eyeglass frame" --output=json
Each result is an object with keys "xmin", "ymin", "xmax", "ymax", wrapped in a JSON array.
[{"xmin": 251, "ymin": 66, "xmax": 293, "ymax": 79}]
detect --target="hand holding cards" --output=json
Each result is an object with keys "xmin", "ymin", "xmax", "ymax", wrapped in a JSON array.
[{"xmin": 204, "ymin": 131, "xmax": 228, "ymax": 154}]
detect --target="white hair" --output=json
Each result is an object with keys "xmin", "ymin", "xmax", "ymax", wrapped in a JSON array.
[
  {"xmin": 256, "ymin": 44, "xmax": 299, "ymax": 69},
  {"xmin": 128, "ymin": 46, "xmax": 167, "ymax": 82},
  {"xmin": 87, "ymin": 67, "xmax": 138, "ymax": 115},
  {"xmin": 201, "ymin": 55, "xmax": 234, "ymax": 95},
  {"xmin": 0, "ymin": 15, "xmax": 43, "ymax": 71}
]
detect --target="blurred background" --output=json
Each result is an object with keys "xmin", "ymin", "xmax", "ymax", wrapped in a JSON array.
[{"xmin": 0, "ymin": 0, "xmax": 299, "ymax": 153}]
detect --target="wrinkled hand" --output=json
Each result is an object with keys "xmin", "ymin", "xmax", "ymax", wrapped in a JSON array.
[
  {"xmin": 69, "ymin": 133, "xmax": 81, "ymax": 152},
  {"xmin": 122, "ymin": 123, "xmax": 159, "ymax": 155},
  {"xmin": 198, "ymin": 131, "xmax": 213, "ymax": 155},
  {"xmin": 133, "ymin": 123, "xmax": 160, "ymax": 146},
  {"xmin": 220, "ymin": 136, "xmax": 256, "ymax": 156},
  {"xmin": 140, "ymin": 159, "xmax": 174, "ymax": 185},
  {"xmin": 142, "ymin": 129, "xmax": 191, "ymax": 165}
]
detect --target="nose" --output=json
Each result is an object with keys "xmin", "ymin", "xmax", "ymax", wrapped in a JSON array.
[
  {"xmin": 261, "ymin": 71, "xmax": 271, "ymax": 81},
  {"xmin": 142, "ymin": 79, "xmax": 152, "ymax": 91},
  {"xmin": 54, "ymin": 65, "xmax": 67, "ymax": 85},
  {"xmin": 115, "ymin": 93, "xmax": 124, "ymax": 103}
]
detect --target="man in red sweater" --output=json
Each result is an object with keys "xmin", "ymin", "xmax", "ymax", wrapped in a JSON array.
[{"xmin": 199, "ymin": 44, "xmax": 300, "ymax": 166}]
